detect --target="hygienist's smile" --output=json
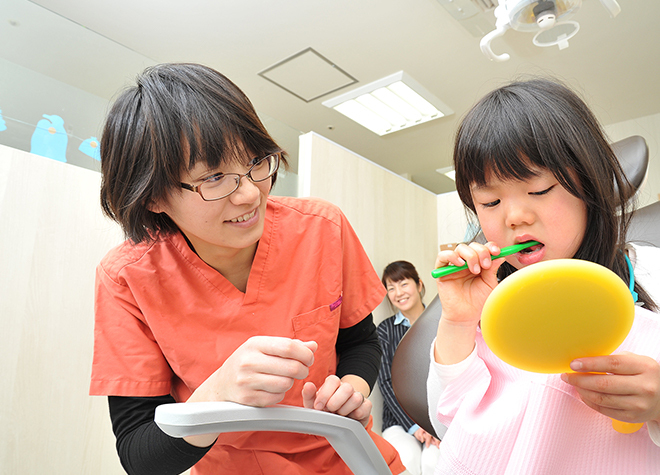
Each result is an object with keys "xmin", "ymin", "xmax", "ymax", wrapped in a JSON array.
[{"xmin": 226, "ymin": 207, "xmax": 258, "ymax": 225}]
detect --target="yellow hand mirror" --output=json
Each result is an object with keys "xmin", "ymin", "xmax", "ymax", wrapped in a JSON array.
[{"xmin": 481, "ymin": 258, "xmax": 642, "ymax": 433}]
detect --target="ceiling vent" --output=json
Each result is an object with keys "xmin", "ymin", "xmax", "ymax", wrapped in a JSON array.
[
  {"xmin": 473, "ymin": 0, "xmax": 499, "ymax": 10},
  {"xmin": 258, "ymin": 48, "xmax": 357, "ymax": 102}
]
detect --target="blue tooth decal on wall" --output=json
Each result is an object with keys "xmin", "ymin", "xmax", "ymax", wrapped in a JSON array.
[
  {"xmin": 0, "ymin": 110, "xmax": 7, "ymax": 132},
  {"xmin": 30, "ymin": 114, "xmax": 68, "ymax": 162},
  {"xmin": 79, "ymin": 136, "xmax": 101, "ymax": 161}
]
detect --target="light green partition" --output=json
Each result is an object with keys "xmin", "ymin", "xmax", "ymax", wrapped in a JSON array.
[{"xmin": 0, "ymin": 145, "xmax": 125, "ymax": 473}]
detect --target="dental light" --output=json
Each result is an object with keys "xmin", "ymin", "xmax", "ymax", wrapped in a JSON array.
[{"xmin": 480, "ymin": 0, "xmax": 621, "ymax": 62}]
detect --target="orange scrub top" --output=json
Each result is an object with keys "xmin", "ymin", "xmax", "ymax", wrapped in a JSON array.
[{"xmin": 90, "ymin": 196, "xmax": 404, "ymax": 474}]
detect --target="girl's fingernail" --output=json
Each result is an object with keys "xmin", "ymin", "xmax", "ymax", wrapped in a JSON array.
[
  {"xmin": 570, "ymin": 360, "xmax": 583, "ymax": 371},
  {"xmin": 482, "ymin": 258, "xmax": 490, "ymax": 267},
  {"xmin": 560, "ymin": 373, "xmax": 568, "ymax": 383},
  {"xmin": 473, "ymin": 264, "xmax": 481, "ymax": 273}
]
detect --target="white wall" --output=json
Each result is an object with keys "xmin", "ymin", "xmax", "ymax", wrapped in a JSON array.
[{"xmin": 0, "ymin": 145, "xmax": 125, "ymax": 473}]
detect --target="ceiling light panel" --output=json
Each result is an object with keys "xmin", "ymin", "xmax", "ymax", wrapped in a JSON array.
[
  {"xmin": 437, "ymin": 166, "xmax": 456, "ymax": 181},
  {"xmin": 322, "ymin": 71, "xmax": 453, "ymax": 136}
]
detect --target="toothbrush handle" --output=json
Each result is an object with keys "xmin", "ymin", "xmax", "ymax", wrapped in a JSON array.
[
  {"xmin": 431, "ymin": 263, "xmax": 469, "ymax": 279},
  {"xmin": 431, "ymin": 241, "xmax": 540, "ymax": 279}
]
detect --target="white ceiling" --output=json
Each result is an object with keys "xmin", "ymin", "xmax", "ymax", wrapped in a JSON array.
[{"xmin": 6, "ymin": 0, "xmax": 660, "ymax": 193}]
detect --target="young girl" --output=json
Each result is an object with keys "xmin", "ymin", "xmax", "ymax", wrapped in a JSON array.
[
  {"xmin": 429, "ymin": 78, "xmax": 660, "ymax": 474},
  {"xmin": 89, "ymin": 63, "xmax": 404, "ymax": 475},
  {"xmin": 377, "ymin": 261, "xmax": 442, "ymax": 475}
]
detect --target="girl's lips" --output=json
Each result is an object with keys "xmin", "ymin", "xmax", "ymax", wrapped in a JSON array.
[
  {"xmin": 515, "ymin": 242, "xmax": 545, "ymax": 266},
  {"xmin": 520, "ymin": 242, "xmax": 543, "ymax": 253}
]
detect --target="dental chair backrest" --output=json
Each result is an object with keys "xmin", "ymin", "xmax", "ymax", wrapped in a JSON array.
[{"xmin": 391, "ymin": 135, "xmax": 657, "ymax": 437}]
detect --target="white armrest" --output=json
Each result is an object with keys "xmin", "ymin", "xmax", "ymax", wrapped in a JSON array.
[{"xmin": 155, "ymin": 402, "xmax": 391, "ymax": 475}]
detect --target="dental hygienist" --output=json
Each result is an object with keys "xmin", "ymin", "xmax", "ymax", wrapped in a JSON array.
[{"xmin": 89, "ymin": 63, "xmax": 405, "ymax": 475}]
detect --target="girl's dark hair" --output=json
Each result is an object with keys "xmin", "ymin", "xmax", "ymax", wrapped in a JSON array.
[
  {"xmin": 100, "ymin": 63, "xmax": 287, "ymax": 243},
  {"xmin": 453, "ymin": 78, "xmax": 656, "ymax": 311},
  {"xmin": 382, "ymin": 260, "xmax": 426, "ymax": 299}
]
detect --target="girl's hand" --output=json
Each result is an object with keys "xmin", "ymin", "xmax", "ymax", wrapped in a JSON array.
[
  {"xmin": 434, "ymin": 241, "xmax": 504, "ymax": 326},
  {"xmin": 561, "ymin": 352, "xmax": 660, "ymax": 425},
  {"xmin": 413, "ymin": 427, "xmax": 441, "ymax": 448},
  {"xmin": 302, "ymin": 375, "xmax": 372, "ymax": 427},
  {"xmin": 433, "ymin": 242, "xmax": 505, "ymax": 365}
]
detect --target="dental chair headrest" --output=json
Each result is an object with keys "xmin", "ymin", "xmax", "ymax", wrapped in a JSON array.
[{"xmin": 611, "ymin": 135, "xmax": 649, "ymax": 200}]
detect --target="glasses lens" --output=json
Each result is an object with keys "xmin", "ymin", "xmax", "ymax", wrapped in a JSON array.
[
  {"xmin": 199, "ymin": 175, "xmax": 239, "ymax": 200},
  {"xmin": 250, "ymin": 153, "xmax": 279, "ymax": 182},
  {"xmin": 196, "ymin": 153, "xmax": 279, "ymax": 200}
]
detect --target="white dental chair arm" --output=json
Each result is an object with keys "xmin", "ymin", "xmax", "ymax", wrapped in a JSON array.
[{"xmin": 155, "ymin": 402, "xmax": 391, "ymax": 475}]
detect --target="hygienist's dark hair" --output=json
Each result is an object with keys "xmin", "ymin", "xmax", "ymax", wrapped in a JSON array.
[
  {"xmin": 99, "ymin": 63, "xmax": 287, "ymax": 244},
  {"xmin": 453, "ymin": 78, "xmax": 656, "ymax": 311}
]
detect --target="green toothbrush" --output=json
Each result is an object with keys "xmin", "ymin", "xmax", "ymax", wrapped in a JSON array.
[{"xmin": 431, "ymin": 241, "xmax": 540, "ymax": 279}]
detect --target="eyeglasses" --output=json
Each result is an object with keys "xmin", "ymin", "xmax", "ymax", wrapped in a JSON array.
[{"xmin": 180, "ymin": 152, "xmax": 280, "ymax": 201}]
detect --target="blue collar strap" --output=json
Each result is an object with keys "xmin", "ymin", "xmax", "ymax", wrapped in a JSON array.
[{"xmin": 624, "ymin": 253, "xmax": 639, "ymax": 303}]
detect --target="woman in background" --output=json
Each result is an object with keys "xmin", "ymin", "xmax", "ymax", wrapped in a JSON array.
[{"xmin": 377, "ymin": 261, "xmax": 441, "ymax": 475}]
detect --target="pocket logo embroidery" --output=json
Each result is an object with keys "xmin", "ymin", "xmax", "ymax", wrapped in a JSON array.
[{"xmin": 329, "ymin": 295, "xmax": 342, "ymax": 311}]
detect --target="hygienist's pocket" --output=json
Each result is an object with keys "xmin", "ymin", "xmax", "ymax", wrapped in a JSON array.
[{"xmin": 292, "ymin": 304, "xmax": 341, "ymax": 380}]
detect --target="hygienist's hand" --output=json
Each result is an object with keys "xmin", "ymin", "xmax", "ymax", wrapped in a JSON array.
[
  {"xmin": 190, "ymin": 336, "xmax": 317, "ymax": 407},
  {"xmin": 561, "ymin": 352, "xmax": 660, "ymax": 424},
  {"xmin": 183, "ymin": 337, "xmax": 317, "ymax": 448},
  {"xmin": 302, "ymin": 374, "xmax": 372, "ymax": 427}
]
